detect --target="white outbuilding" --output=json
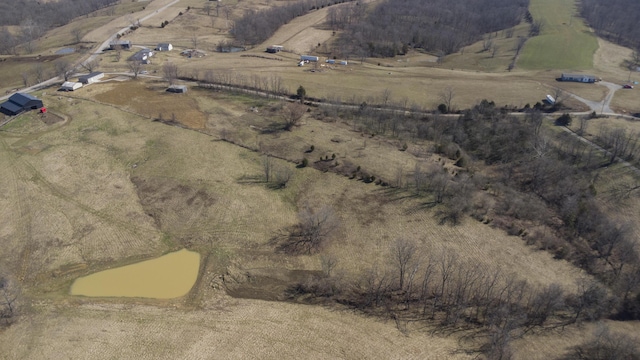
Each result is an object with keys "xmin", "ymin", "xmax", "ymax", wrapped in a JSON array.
[
  {"xmin": 60, "ymin": 82, "xmax": 83, "ymax": 91},
  {"xmin": 78, "ymin": 72, "xmax": 104, "ymax": 85}
]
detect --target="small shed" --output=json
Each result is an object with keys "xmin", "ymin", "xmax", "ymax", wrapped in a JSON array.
[
  {"xmin": 78, "ymin": 72, "xmax": 104, "ymax": 85},
  {"xmin": 560, "ymin": 73, "xmax": 597, "ymax": 83},
  {"xmin": 110, "ymin": 40, "xmax": 131, "ymax": 50},
  {"xmin": 167, "ymin": 85, "xmax": 187, "ymax": 93},
  {"xmin": 156, "ymin": 43, "xmax": 173, "ymax": 51},
  {"xmin": 0, "ymin": 93, "xmax": 44, "ymax": 116},
  {"xmin": 266, "ymin": 45, "xmax": 283, "ymax": 53},
  {"xmin": 60, "ymin": 82, "xmax": 83, "ymax": 91}
]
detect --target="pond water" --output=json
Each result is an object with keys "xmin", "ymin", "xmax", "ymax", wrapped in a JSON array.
[
  {"xmin": 70, "ymin": 249, "xmax": 200, "ymax": 299},
  {"xmin": 55, "ymin": 47, "xmax": 75, "ymax": 55}
]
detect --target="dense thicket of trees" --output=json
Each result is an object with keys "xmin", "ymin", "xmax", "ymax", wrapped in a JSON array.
[
  {"xmin": 580, "ymin": 0, "xmax": 640, "ymax": 50},
  {"xmin": 0, "ymin": 0, "xmax": 119, "ymax": 54},
  {"xmin": 232, "ymin": 0, "xmax": 354, "ymax": 45},
  {"xmin": 332, "ymin": 0, "xmax": 529, "ymax": 57}
]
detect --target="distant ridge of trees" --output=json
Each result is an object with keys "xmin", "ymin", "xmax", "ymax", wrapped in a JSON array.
[
  {"xmin": 0, "ymin": 0, "xmax": 119, "ymax": 54},
  {"xmin": 580, "ymin": 0, "xmax": 640, "ymax": 50},
  {"xmin": 333, "ymin": 0, "xmax": 529, "ymax": 57},
  {"xmin": 232, "ymin": 0, "xmax": 354, "ymax": 46},
  {"xmin": 0, "ymin": 0, "xmax": 118, "ymax": 27}
]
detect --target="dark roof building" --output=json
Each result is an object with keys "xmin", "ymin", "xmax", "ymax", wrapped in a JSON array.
[
  {"xmin": 129, "ymin": 49, "xmax": 153, "ymax": 64},
  {"xmin": 110, "ymin": 40, "xmax": 132, "ymax": 50},
  {"xmin": 166, "ymin": 85, "xmax": 187, "ymax": 93},
  {"xmin": 0, "ymin": 93, "xmax": 44, "ymax": 116}
]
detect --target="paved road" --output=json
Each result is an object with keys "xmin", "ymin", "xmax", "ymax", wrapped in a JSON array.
[
  {"xmin": 83, "ymin": 0, "xmax": 180, "ymax": 68},
  {"xmin": 0, "ymin": 0, "xmax": 180, "ymax": 102}
]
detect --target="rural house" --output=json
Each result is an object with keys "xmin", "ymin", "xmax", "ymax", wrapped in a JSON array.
[
  {"xmin": 156, "ymin": 43, "xmax": 173, "ymax": 51},
  {"xmin": 560, "ymin": 73, "xmax": 597, "ymax": 83},
  {"xmin": 0, "ymin": 93, "xmax": 44, "ymax": 116},
  {"xmin": 130, "ymin": 49, "xmax": 154, "ymax": 64},
  {"xmin": 78, "ymin": 72, "xmax": 104, "ymax": 85}
]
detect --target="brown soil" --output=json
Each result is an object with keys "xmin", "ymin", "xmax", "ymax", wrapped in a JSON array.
[
  {"xmin": 131, "ymin": 176, "xmax": 217, "ymax": 246},
  {"xmin": 39, "ymin": 112, "xmax": 64, "ymax": 125},
  {"xmin": 93, "ymin": 80, "xmax": 207, "ymax": 129}
]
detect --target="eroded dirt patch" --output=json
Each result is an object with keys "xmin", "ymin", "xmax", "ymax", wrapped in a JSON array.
[
  {"xmin": 131, "ymin": 176, "xmax": 217, "ymax": 245},
  {"xmin": 223, "ymin": 266, "xmax": 322, "ymax": 301}
]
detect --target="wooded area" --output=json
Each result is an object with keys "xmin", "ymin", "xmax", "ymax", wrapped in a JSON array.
[
  {"xmin": 232, "ymin": 0, "xmax": 354, "ymax": 46},
  {"xmin": 580, "ymin": 0, "xmax": 640, "ymax": 50},
  {"xmin": 332, "ymin": 0, "xmax": 529, "ymax": 57},
  {"xmin": 0, "ymin": 0, "xmax": 118, "ymax": 54}
]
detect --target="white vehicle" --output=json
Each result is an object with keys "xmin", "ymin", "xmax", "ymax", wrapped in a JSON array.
[{"xmin": 546, "ymin": 95, "xmax": 555, "ymax": 104}]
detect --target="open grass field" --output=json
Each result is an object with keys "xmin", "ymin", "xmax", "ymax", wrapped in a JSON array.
[
  {"xmin": 0, "ymin": 79, "xmax": 604, "ymax": 359},
  {"xmin": 3, "ymin": 0, "xmax": 640, "ymax": 357},
  {"xmin": 518, "ymin": 0, "xmax": 599, "ymax": 70}
]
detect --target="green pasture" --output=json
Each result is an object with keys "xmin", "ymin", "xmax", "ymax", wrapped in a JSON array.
[{"xmin": 518, "ymin": 0, "xmax": 598, "ymax": 70}]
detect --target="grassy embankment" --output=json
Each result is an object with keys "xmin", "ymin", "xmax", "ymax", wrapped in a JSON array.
[{"xmin": 518, "ymin": 0, "xmax": 598, "ymax": 70}]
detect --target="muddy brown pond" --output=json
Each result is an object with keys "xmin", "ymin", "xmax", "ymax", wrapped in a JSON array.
[{"xmin": 70, "ymin": 249, "xmax": 200, "ymax": 299}]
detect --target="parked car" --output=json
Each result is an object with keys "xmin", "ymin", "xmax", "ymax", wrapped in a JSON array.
[{"xmin": 623, "ymin": 84, "xmax": 633, "ymax": 89}]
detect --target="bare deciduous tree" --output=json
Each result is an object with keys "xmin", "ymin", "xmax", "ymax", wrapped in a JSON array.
[
  {"xmin": 321, "ymin": 254, "xmax": 339, "ymax": 277},
  {"xmin": 54, "ymin": 58, "xmax": 74, "ymax": 81},
  {"xmin": 71, "ymin": 27, "xmax": 83, "ymax": 43},
  {"xmin": 564, "ymin": 323, "xmax": 640, "ymax": 360},
  {"xmin": 0, "ymin": 272, "xmax": 21, "ymax": 327},
  {"xmin": 163, "ymin": 62, "xmax": 179, "ymax": 85},
  {"xmin": 127, "ymin": 59, "xmax": 143, "ymax": 79},
  {"xmin": 391, "ymin": 238, "xmax": 417, "ymax": 291},
  {"xmin": 439, "ymin": 87, "xmax": 455, "ymax": 113},
  {"xmin": 81, "ymin": 58, "xmax": 100, "ymax": 73},
  {"xmin": 285, "ymin": 205, "xmax": 340, "ymax": 254},
  {"xmin": 20, "ymin": 72, "xmax": 29, "ymax": 87},
  {"xmin": 282, "ymin": 102, "xmax": 307, "ymax": 131}
]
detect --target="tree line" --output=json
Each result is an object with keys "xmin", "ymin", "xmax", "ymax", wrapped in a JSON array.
[
  {"xmin": 309, "ymin": 99, "xmax": 640, "ymax": 322},
  {"xmin": 288, "ymin": 238, "xmax": 631, "ymax": 358},
  {"xmin": 580, "ymin": 0, "xmax": 640, "ymax": 50},
  {"xmin": 0, "ymin": 0, "xmax": 119, "ymax": 54},
  {"xmin": 331, "ymin": 0, "xmax": 529, "ymax": 57},
  {"xmin": 232, "ymin": 0, "xmax": 354, "ymax": 46}
]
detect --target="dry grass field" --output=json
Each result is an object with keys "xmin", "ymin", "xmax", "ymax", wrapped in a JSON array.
[
  {"xmin": 0, "ymin": 79, "xmax": 604, "ymax": 359},
  {"xmin": 3, "ymin": 0, "xmax": 640, "ymax": 358}
]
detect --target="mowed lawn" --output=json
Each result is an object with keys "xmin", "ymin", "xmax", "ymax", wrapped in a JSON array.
[{"xmin": 518, "ymin": 0, "xmax": 598, "ymax": 70}]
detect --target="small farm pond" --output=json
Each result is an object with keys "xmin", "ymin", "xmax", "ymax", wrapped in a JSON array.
[{"xmin": 70, "ymin": 249, "xmax": 200, "ymax": 299}]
